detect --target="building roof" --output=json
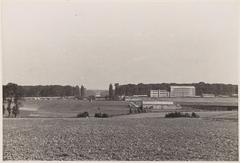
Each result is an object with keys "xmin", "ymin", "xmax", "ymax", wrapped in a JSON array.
[
  {"xmin": 170, "ymin": 86, "xmax": 195, "ymax": 89},
  {"xmin": 150, "ymin": 90, "xmax": 169, "ymax": 92},
  {"xmin": 142, "ymin": 101, "xmax": 174, "ymax": 105}
]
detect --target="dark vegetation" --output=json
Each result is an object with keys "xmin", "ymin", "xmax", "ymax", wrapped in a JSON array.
[
  {"xmin": 109, "ymin": 84, "xmax": 114, "ymax": 100},
  {"xmin": 76, "ymin": 112, "xmax": 89, "ymax": 118},
  {"xmin": 165, "ymin": 112, "xmax": 200, "ymax": 118},
  {"xmin": 3, "ymin": 82, "xmax": 237, "ymax": 98},
  {"xmin": 115, "ymin": 82, "xmax": 238, "ymax": 96},
  {"xmin": 3, "ymin": 84, "xmax": 85, "ymax": 98},
  {"xmin": 3, "ymin": 83, "xmax": 23, "ymax": 117},
  {"xmin": 94, "ymin": 113, "xmax": 109, "ymax": 118}
]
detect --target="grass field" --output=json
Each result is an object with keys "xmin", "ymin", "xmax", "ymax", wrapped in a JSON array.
[
  {"xmin": 3, "ymin": 112, "xmax": 238, "ymax": 161},
  {"xmin": 3, "ymin": 98, "xmax": 238, "ymax": 160},
  {"xmin": 15, "ymin": 97, "xmax": 238, "ymax": 118},
  {"xmin": 17, "ymin": 100, "xmax": 130, "ymax": 118}
]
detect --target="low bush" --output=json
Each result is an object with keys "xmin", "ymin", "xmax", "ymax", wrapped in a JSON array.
[
  {"xmin": 165, "ymin": 112, "xmax": 200, "ymax": 118},
  {"xmin": 77, "ymin": 112, "xmax": 89, "ymax": 118},
  {"xmin": 102, "ymin": 113, "xmax": 109, "ymax": 118},
  {"xmin": 191, "ymin": 112, "xmax": 200, "ymax": 118},
  {"xmin": 184, "ymin": 113, "xmax": 191, "ymax": 117},
  {"xmin": 94, "ymin": 112, "xmax": 109, "ymax": 118},
  {"xmin": 94, "ymin": 113, "xmax": 102, "ymax": 118}
]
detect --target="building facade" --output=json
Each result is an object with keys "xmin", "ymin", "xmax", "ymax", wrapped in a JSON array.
[
  {"xmin": 158, "ymin": 90, "xmax": 170, "ymax": 97},
  {"xmin": 150, "ymin": 90, "xmax": 169, "ymax": 98},
  {"xmin": 150, "ymin": 90, "xmax": 159, "ymax": 98},
  {"xmin": 142, "ymin": 101, "xmax": 176, "ymax": 109},
  {"xmin": 202, "ymin": 93, "xmax": 215, "ymax": 98},
  {"xmin": 170, "ymin": 86, "xmax": 195, "ymax": 97}
]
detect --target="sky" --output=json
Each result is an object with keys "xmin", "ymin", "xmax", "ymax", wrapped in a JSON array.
[{"xmin": 2, "ymin": 0, "xmax": 239, "ymax": 89}]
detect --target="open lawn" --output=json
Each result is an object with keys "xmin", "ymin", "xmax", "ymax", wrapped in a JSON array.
[
  {"xmin": 16, "ymin": 97, "xmax": 238, "ymax": 118},
  {"xmin": 17, "ymin": 100, "xmax": 129, "ymax": 118},
  {"xmin": 3, "ymin": 111, "xmax": 238, "ymax": 161}
]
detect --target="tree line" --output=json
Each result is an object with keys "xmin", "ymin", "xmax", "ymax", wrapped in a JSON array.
[
  {"xmin": 3, "ymin": 84, "xmax": 86, "ymax": 98},
  {"xmin": 113, "ymin": 82, "xmax": 238, "ymax": 96}
]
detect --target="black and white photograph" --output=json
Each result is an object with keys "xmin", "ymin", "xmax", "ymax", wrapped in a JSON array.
[{"xmin": 1, "ymin": 0, "xmax": 239, "ymax": 161}]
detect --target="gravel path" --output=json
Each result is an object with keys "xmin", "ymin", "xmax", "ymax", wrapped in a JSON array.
[{"xmin": 3, "ymin": 117, "xmax": 238, "ymax": 161}]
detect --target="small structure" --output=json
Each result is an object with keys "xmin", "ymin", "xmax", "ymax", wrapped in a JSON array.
[
  {"xmin": 95, "ymin": 96, "xmax": 106, "ymax": 101},
  {"xmin": 217, "ymin": 95, "xmax": 230, "ymax": 98},
  {"xmin": 95, "ymin": 92, "xmax": 101, "ymax": 98},
  {"xmin": 133, "ymin": 95, "xmax": 148, "ymax": 97},
  {"xmin": 202, "ymin": 94, "xmax": 215, "ymax": 98},
  {"xmin": 232, "ymin": 94, "xmax": 238, "ymax": 97}
]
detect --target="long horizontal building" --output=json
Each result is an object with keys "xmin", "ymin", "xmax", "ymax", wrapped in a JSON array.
[
  {"xmin": 170, "ymin": 86, "xmax": 195, "ymax": 97},
  {"xmin": 142, "ymin": 101, "xmax": 176, "ymax": 110},
  {"xmin": 150, "ymin": 90, "xmax": 169, "ymax": 98}
]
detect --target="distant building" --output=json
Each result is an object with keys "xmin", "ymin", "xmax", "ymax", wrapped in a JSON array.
[
  {"xmin": 218, "ymin": 95, "xmax": 230, "ymax": 98},
  {"xmin": 150, "ymin": 90, "xmax": 159, "ymax": 98},
  {"xmin": 95, "ymin": 96, "xmax": 106, "ymax": 101},
  {"xmin": 150, "ymin": 90, "xmax": 169, "ymax": 98},
  {"xmin": 202, "ymin": 94, "xmax": 215, "ymax": 98},
  {"xmin": 158, "ymin": 90, "xmax": 170, "ymax": 97},
  {"xmin": 95, "ymin": 92, "xmax": 101, "ymax": 97},
  {"xmin": 170, "ymin": 86, "xmax": 195, "ymax": 97},
  {"xmin": 133, "ymin": 95, "xmax": 148, "ymax": 97},
  {"xmin": 232, "ymin": 94, "xmax": 238, "ymax": 97},
  {"xmin": 142, "ymin": 101, "xmax": 175, "ymax": 109}
]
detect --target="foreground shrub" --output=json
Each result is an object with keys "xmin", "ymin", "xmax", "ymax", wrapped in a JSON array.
[
  {"xmin": 94, "ymin": 113, "xmax": 102, "ymax": 118},
  {"xmin": 77, "ymin": 112, "xmax": 89, "ymax": 118},
  {"xmin": 102, "ymin": 113, "xmax": 109, "ymax": 118},
  {"xmin": 94, "ymin": 112, "xmax": 109, "ymax": 118},
  {"xmin": 184, "ymin": 113, "xmax": 191, "ymax": 117},
  {"xmin": 191, "ymin": 112, "xmax": 200, "ymax": 118},
  {"xmin": 165, "ymin": 112, "xmax": 199, "ymax": 118}
]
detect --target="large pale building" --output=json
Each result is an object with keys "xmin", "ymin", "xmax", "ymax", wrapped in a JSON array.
[{"xmin": 170, "ymin": 86, "xmax": 195, "ymax": 97}]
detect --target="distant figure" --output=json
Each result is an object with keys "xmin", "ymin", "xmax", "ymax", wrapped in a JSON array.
[
  {"xmin": 12, "ymin": 106, "xmax": 17, "ymax": 118},
  {"xmin": 12, "ymin": 101, "xmax": 19, "ymax": 118},
  {"xmin": 7, "ymin": 99, "xmax": 12, "ymax": 117},
  {"xmin": 89, "ymin": 98, "xmax": 92, "ymax": 103},
  {"xmin": 3, "ymin": 104, "xmax": 5, "ymax": 115}
]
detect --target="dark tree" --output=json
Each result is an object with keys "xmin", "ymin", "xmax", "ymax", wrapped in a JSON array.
[
  {"xmin": 3, "ymin": 83, "xmax": 23, "ymax": 117},
  {"xmin": 74, "ymin": 85, "xmax": 80, "ymax": 98},
  {"xmin": 109, "ymin": 84, "xmax": 113, "ymax": 100},
  {"xmin": 114, "ymin": 83, "xmax": 119, "ymax": 96},
  {"xmin": 80, "ymin": 85, "xmax": 85, "ymax": 98}
]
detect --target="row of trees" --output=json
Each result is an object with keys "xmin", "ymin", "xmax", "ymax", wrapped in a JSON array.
[
  {"xmin": 6, "ymin": 85, "xmax": 86, "ymax": 98},
  {"xmin": 114, "ymin": 82, "xmax": 238, "ymax": 96}
]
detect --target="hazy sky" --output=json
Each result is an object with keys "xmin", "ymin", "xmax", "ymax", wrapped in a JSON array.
[{"xmin": 2, "ymin": 0, "xmax": 238, "ymax": 89}]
